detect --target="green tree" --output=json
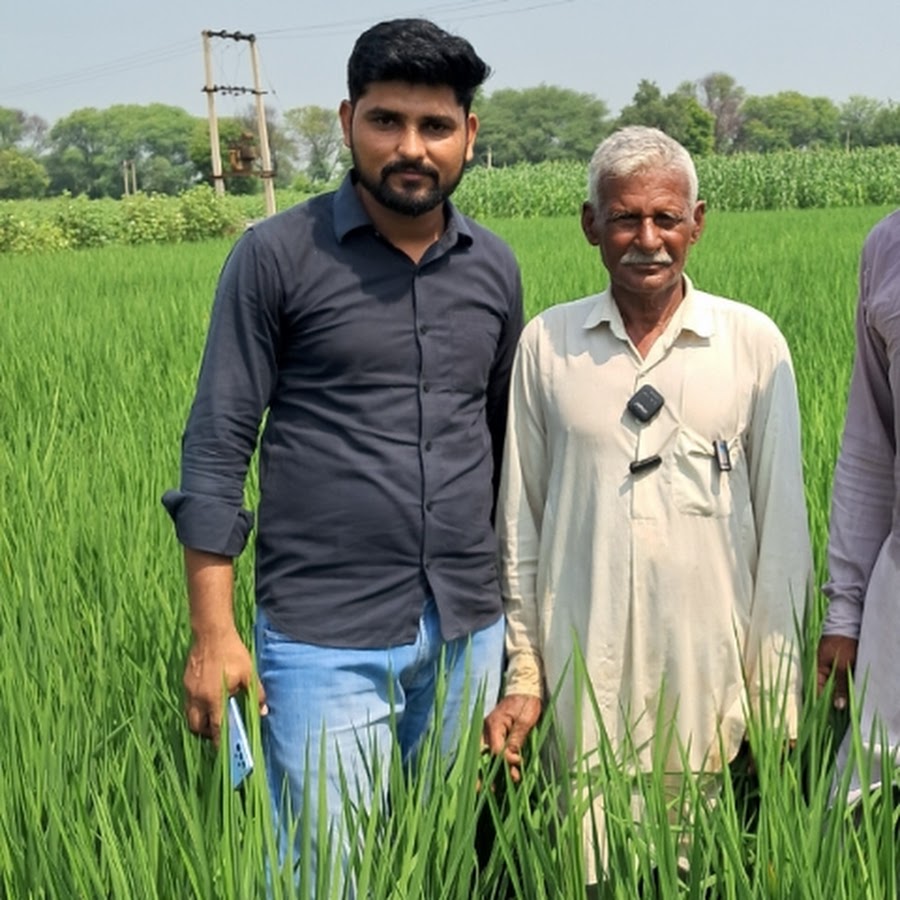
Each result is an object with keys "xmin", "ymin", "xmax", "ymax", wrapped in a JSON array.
[
  {"xmin": 474, "ymin": 85, "xmax": 610, "ymax": 166},
  {"xmin": 45, "ymin": 108, "xmax": 109, "ymax": 196},
  {"xmin": 615, "ymin": 80, "xmax": 715, "ymax": 157},
  {"xmin": 838, "ymin": 95, "xmax": 883, "ymax": 149},
  {"xmin": 188, "ymin": 116, "xmax": 260, "ymax": 196},
  {"xmin": 735, "ymin": 92, "xmax": 839, "ymax": 151},
  {"xmin": 0, "ymin": 147, "xmax": 49, "ymax": 198},
  {"xmin": 0, "ymin": 108, "xmax": 26, "ymax": 148},
  {"xmin": 20, "ymin": 114, "xmax": 49, "ymax": 155},
  {"xmin": 696, "ymin": 73, "xmax": 745, "ymax": 152},
  {"xmin": 871, "ymin": 102, "xmax": 900, "ymax": 145},
  {"xmin": 139, "ymin": 156, "xmax": 194, "ymax": 195},
  {"xmin": 235, "ymin": 103, "xmax": 297, "ymax": 189},
  {"xmin": 107, "ymin": 104, "xmax": 199, "ymax": 194},
  {"xmin": 45, "ymin": 104, "xmax": 201, "ymax": 197},
  {"xmin": 0, "ymin": 107, "xmax": 47, "ymax": 151},
  {"xmin": 283, "ymin": 105, "xmax": 346, "ymax": 183}
]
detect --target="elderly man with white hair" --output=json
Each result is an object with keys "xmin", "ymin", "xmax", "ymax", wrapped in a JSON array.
[{"xmin": 484, "ymin": 125, "xmax": 812, "ymax": 884}]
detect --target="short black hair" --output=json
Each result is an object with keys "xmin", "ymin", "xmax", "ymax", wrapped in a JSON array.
[{"xmin": 347, "ymin": 18, "xmax": 490, "ymax": 113}]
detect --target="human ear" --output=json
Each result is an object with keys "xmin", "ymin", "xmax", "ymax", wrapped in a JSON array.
[
  {"xmin": 338, "ymin": 100, "xmax": 353, "ymax": 148},
  {"xmin": 581, "ymin": 202, "xmax": 601, "ymax": 246},
  {"xmin": 464, "ymin": 112, "xmax": 479, "ymax": 162},
  {"xmin": 690, "ymin": 201, "xmax": 707, "ymax": 243}
]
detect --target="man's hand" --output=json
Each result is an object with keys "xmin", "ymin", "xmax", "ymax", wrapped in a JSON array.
[
  {"xmin": 483, "ymin": 694, "xmax": 542, "ymax": 783},
  {"xmin": 816, "ymin": 634, "xmax": 858, "ymax": 710},
  {"xmin": 182, "ymin": 548, "xmax": 267, "ymax": 744},
  {"xmin": 183, "ymin": 627, "xmax": 266, "ymax": 745}
]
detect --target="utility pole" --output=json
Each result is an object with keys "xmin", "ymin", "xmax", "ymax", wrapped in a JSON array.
[
  {"xmin": 249, "ymin": 36, "xmax": 276, "ymax": 218},
  {"xmin": 201, "ymin": 29, "xmax": 276, "ymax": 216},
  {"xmin": 121, "ymin": 160, "xmax": 137, "ymax": 196},
  {"xmin": 201, "ymin": 31, "xmax": 225, "ymax": 197}
]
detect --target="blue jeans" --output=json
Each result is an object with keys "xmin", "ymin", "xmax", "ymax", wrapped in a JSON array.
[{"xmin": 254, "ymin": 597, "xmax": 504, "ymax": 888}]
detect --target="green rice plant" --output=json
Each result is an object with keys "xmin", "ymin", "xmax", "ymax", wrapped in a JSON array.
[{"xmin": 2, "ymin": 206, "xmax": 898, "ymax": 897}]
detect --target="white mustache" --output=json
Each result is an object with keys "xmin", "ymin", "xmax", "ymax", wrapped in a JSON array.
[{"xmin": 621, "ymin": 251, "xmax": 673, "ymax": 266}]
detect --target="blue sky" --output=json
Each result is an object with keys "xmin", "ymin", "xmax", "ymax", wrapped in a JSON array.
[{"xmin": 4, "ymin": 0, "xmax": 899, "ymax": 126}]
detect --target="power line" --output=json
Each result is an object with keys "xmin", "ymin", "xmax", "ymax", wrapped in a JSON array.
[
  {"xmin": 1, "ymin": 1, "xmax": 572, "ymax": 102},
  {"xmin": 1, "ymin": 40, "xmax": 198, "ymax": 100},
  {"xmin": 257, "ymin": 0, "xmax": 573, "ymax": 40}
]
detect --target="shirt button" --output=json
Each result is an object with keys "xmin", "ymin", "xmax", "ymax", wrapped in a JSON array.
[
  {"xmin": 425, "ymin": 502, "xmax": 433, "ymax": 512},
  {"xmin": 422, "ymin": 383, "xmax": 431, "ymax": 393},
  {"xmin": 424, "ymin": 441, "xmax": 433, "ymax": 451},
  {"xmin": 419, "ymin": 325, "xmax": 428, "ymax": 335}
]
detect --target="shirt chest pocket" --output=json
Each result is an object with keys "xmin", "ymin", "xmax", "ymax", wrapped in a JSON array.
[{"xmin": 672, "ymin": 429, "xmax": 745, "ymax": 517}]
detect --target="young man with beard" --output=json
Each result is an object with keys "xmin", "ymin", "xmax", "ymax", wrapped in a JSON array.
[{"xmin": 163, "ymin": 18, "xmax": 523, "ymax": 880}]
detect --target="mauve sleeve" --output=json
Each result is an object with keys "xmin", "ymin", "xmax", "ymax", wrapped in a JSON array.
[{"xmin": 822, "ymin": 230, "xmax": 896, "ymax": 638}]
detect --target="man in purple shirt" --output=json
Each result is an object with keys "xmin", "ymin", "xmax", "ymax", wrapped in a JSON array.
[
  {"xmin": 163, "ymin": 18, "xmax": 523, "ymax": 884},
  {"xmin": 818, "ymin": 209, "xmax": 900, "ymax": 801}
]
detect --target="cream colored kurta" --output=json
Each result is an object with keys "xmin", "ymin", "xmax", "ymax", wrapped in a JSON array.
[{"xmin": 499, "ymin": 277, "xmax": 812, "ymax": 776}]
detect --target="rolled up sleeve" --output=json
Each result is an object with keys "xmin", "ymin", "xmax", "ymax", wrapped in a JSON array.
[
  {"xmin": 161, "ymin": 489, "xmax": 254, "ymax": 557},
  {"xmin": 163, "ymin": 229, "xmax": 282, "ymax": 557}
]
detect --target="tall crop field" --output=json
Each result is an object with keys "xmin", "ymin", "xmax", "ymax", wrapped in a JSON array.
[
  {"xmin": 4, "ymin": 146, "xmax": 900, "ymax": 254},
  {"xmin": 1, "ymin": 205, "xmax": 896, "ymax": 897}
]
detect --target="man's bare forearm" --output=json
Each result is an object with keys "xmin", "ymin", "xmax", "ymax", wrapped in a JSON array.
[
  {"xmin": 182, "ymin": 547, "xmax": 261, "ymax": 740},
  {"xmin": 184, "ymin": 547, "xmax": 236, "ymax": 638}
]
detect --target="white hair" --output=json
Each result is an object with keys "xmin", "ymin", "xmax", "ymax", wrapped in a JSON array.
[{"xmin": 587, "ymin": 126, "xmax": 699, "ymax": 211}]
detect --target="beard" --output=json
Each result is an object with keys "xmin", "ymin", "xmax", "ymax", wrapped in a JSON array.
[{"xmin": 352, "ymin": 151, "xmax": 465, "ymax": 217}]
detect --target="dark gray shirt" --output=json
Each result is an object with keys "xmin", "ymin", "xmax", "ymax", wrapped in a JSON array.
[{"xmin": 163, "ymin": 174, "xmax": 524, "ymax": 647}]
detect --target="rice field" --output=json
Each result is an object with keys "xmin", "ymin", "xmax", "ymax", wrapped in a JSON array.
[{"xmin": 1, "ymin": 203, "xmax": 897, "ymax": 898}]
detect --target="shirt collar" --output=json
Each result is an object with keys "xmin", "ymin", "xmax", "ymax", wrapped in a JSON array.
[
  {"xmin": 581, "ymin": 274, "xmax": 715, "ymax": 339},
  {"xmin": 333, "ymin": 173, "xmax": 372, "ymax": 240},
  {"xmin": 332, "ymin": 172, "xmax": 473, "ymax": 250}
]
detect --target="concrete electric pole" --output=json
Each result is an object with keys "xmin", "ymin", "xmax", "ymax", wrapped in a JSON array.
[{"xmin": 201, "ymin": 29, "xmax": 277, "ymax": 217}]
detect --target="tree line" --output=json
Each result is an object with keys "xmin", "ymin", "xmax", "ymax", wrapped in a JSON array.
[{"xmin": 3, "ymin": 72, "xmax": 900, "ymax": 201}]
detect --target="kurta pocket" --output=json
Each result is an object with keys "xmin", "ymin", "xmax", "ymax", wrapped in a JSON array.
[{"xmin": 672, "ymin": 429, "xmax": 742, "ymax": 517}]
